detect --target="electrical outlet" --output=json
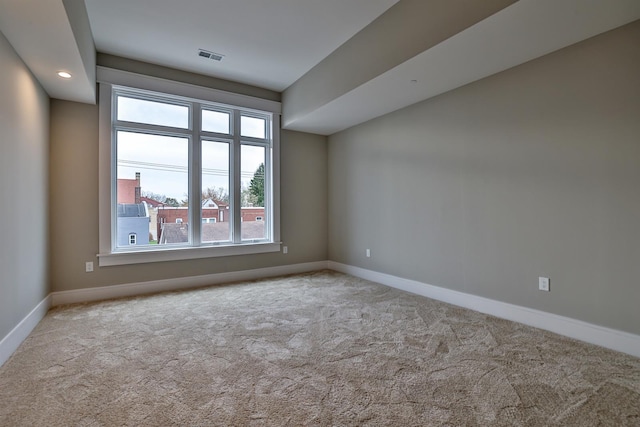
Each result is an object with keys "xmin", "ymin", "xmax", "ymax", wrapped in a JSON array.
[
  {"xmin": 539, "ymin": 276, "xmax": 550, "ymax": 292},
  {"xmin": 283, "ymin": 246, "xmax": 288, "ymax": 254},
  {"xmin": 85, "ymin": 262, "xmax": 94, "ymax": 273},
  {"xmin": 366, "ymin": 249, "xmax": 371, "ymax": 258}
]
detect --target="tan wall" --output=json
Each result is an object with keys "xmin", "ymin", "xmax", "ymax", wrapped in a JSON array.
[
  {"xmin": 50, "ymin": 98, "xmax": 327, "ymax": 291},
  {"xmin": 328, "ymin": 21, "xmax": 640, "ymax": 335},
  {"xmin": 0, "ymin": 30, "xmax": 50, "ymax": 339}
]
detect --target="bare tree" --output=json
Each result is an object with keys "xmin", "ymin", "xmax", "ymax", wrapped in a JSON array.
[
  {"xmin": 202, "ymin": 186, "xmax": 229, "ymax": 204},
  {"xmin": 141, "ymin": 190, "xmax": 168, "ymax": 203}
]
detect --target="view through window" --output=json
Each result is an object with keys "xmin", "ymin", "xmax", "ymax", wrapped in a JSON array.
[{"xmin": 113, "ymin": 88, "xmax": 273, "ymax": 251}]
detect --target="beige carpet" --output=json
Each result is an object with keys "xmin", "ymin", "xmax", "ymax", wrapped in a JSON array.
[{"xmin": 1, "ymin": 270, "xmax": 639, "ymax": 426}]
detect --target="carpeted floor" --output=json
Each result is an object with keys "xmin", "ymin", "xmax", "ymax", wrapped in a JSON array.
[{"xmin": 1, "ymin": 270, "xmax": 639, "ymax": 426}]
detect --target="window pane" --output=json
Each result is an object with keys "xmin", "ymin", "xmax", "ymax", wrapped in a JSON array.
[
  {"xmin": 201, "ymin": 140, "xmax": 230, "ymax": 243},
  {"xmin": 202, "ymin": 110, "xmax": 230, "ymax": 134},
  {"xmin": 241, "ymin": 145, "xmax": 266, "ymax": 241},
  {"xmin": 116, "ymin": 131, "xmax": 189, "ymax": 247},
  {"xmin": 117, "ymin": 96, "xmax": 189, "ymax": 129},
  {"xmin": 241, "ymin": 116, "xmax": 266, "ymax": 139}
]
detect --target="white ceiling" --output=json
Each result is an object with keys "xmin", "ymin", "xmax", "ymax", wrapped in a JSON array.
[
  {"xmin": 0, "ymin": 0, "xmax": 639, "ymax": 135},
  {"xmin": 84, "ymin": 0, "xmax": 399, "ymax": 92},
  {"xmin": 288, "ymin": 0, "xmax": 640, "ymax": 134},
  {"xmin": 0, "ymin": 0, "xmax": 96, "ymax": 104}
]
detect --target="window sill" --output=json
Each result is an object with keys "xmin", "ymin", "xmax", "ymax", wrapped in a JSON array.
[{"xmin": 97, "ymin": 242, "xmax": 281, "ymax": 267}]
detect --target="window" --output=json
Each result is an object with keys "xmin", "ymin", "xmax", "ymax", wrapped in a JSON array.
[{"xmin": 98, "ymin": 68, "xmax": 281, "ymax": 266}]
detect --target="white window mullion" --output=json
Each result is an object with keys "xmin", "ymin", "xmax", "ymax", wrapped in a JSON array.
[
  {"xmin": 263, "ymin": 116, "xmax": 272, "ymax": 242},
  {"xmin": 231, "ymin": 109, "xmax": 242, "ymax": 244},
  {"xmin": 190, "ymin": 103, "xmax": 202, "ymax": 246},
  {"xmin": 271, "ymin": 114, "xmax": 281, "ymax": 243},
  {"xmin": 100, "ymin": 83, "xmax": 117, "ymax": 253}
]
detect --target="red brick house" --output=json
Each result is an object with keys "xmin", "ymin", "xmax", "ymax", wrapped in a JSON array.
[{"xmin": 117, "ymin": 172, "xmax": 141, "ymax": 204}]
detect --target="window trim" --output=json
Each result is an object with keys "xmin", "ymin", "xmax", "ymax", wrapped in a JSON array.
[{"xmin": 97, "ymin": 68, "xmax": 281, "ymax": 267}]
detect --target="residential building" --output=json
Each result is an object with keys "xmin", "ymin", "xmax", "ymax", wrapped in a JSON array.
[
  {"xmin": 117, "ymin": 172, "xmax": 141, "ymax": 204},
  {"xmin": 116, "ymin": 172, "xmax": 150, "ymax": 245},
  {"xmin": 116, "ymin": 203, "xmax": 149, "ymax": 246}
]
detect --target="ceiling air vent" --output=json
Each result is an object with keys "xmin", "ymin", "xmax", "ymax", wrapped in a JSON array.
[{"xmin": 198, "ymin": 49, "xmax": 224, "ymax": 61}]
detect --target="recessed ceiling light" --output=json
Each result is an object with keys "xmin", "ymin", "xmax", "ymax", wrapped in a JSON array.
[{"xmin": 57, "ymin": 71, "xmax": 72, "ymax": 79}]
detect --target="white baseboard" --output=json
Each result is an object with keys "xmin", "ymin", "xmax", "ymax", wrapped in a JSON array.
[
  {"xmin": 0, "ymin": 295, "xmax": 51, "ymax": 368},
  {"xmin": 328, "ymin": 261, "xmax": 640, "ymax": 359},
  {"xmin": 52, "ymin": 261, "xmax": 329, "ymax": 306}
]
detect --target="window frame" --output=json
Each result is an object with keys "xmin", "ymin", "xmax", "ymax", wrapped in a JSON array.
[{"xmin": 97, "ymin": 67, "xmax": 281, "ymax": 266}]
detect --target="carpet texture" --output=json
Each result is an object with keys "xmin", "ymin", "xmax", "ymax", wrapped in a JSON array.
[{"xmin": 1, "ymin": 270, "xmax": 639, "ymax": 426}]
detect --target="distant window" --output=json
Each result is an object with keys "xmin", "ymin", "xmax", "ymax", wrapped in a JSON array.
[
  {"xmin": 176, "ymin": 218, "xmax": 183, "ymax": 224},
  {"xmin": 202, "ymin": 218, "xmax": 216, "ymax": 223},
  {"xmin": 128, "ymin": 233, "xmax": 137, "ymax": 245}
]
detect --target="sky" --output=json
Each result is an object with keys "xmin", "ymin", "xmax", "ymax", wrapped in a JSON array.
[{"xmin": 116, "ymin": 96, "xmax": 267, "ymax": 201}]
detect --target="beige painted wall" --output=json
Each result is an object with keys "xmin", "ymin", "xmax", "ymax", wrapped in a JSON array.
[
  {"xmin": 50, "ymin": 98, "xmax": 327, "ymax": 291},
  {"xmin": 328, "ymin": 21, "xmax": 640, "ymax": 335},
  {"xmin": 0, "ymin": 31, "xmax": 50, "ymax": 339}
]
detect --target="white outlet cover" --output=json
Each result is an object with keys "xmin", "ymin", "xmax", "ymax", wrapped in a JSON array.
[
  {"xmin": 86, "ymin": 262, "xmax": 94, "ymax": 272},
  {"xmin": 539, "ymin": 277, "xmax": 550, "ymax": 291}
]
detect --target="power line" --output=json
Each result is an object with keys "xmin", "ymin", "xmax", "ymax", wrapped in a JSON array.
[{"xmin": 118, "ymin": 159, "xmax": 264, "ymax": 179}]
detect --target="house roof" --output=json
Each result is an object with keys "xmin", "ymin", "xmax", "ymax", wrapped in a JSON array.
[
  {"xmin": 158, "ymin": 223, "xmax": 188, "ymax": 245},
  {"xmin": 140, "ymin": 197, "xmax": 164, "ymax": 208},
  {"xmin": 117, "ymin": 204, "xmax": 147, "ymax": 218},
  {"xmin": 201, "ymin": 198, "xmax": 219, "ymax": 208},
  {"xmin": 159, "ymin": 221, "xmax": 265, "ymax": 245}
]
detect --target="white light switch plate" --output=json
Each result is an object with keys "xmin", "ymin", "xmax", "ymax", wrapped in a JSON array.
[{"xmin": 539, "ymin": 276, "xmax": 550, "ymax": 291}]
